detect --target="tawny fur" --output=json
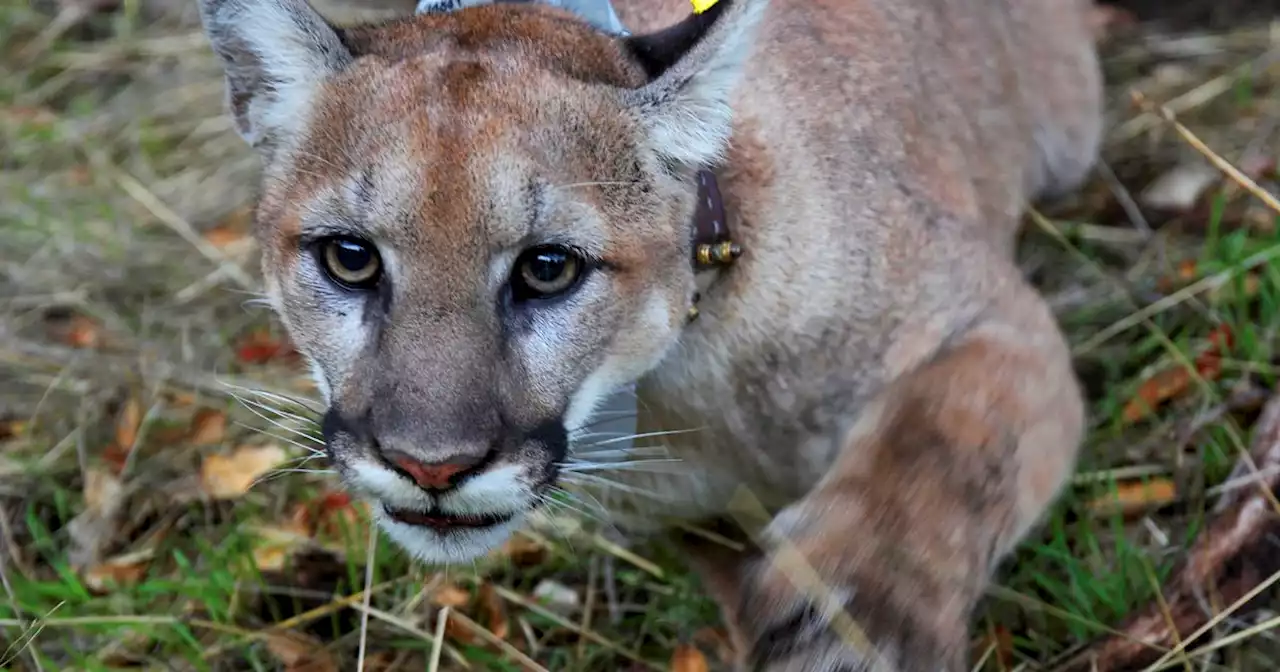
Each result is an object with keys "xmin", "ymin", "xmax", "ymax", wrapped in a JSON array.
[{"xmin": 198, "ymin": 0, "xmax": 1102, "ymax": 668}]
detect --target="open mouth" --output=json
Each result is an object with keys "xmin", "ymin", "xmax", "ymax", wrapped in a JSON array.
[{"xmin": 384, "ymin": 506, "xmax": 514, "ymax": 532}]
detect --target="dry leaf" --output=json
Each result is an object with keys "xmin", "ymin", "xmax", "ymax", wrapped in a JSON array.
[
  {"xmin": 84, "ymin": 549, "xmax": 152, "ymax": 593},
  {"xmin": 1122, "ymin": 368, "xmax": 1195, "ymax": 424},
  {"xmin": 497, "ymin": 534, "xmax": 547, "ymax": 566},
  {"xmin": 58, "ymin": 314, "xmax": 101, "ymax": 349},
  {"xmin": 670, "ymin": 644, "xmax": 710, "ymax": 672},
  {"xmin": 0, "ymin": 419, "xmax": 27, "ymax": 441},
  {"xmin": 1139, "ymin": 162, "xmax": 1221, "ymax": 212},
  {"xmin": 253, "ymin": 544, "xmax": 290, "ymax": 572},
  {"xmin": 265, "ymin": 631, "xmax": 339, "ymax": 672},
  {"xmin": 115, "ymin": 396, "xmax": 143, "ymax": 451},
  {"xmin": 531, "ymin": 579, "xmax": 579, "ymax": 616},
  {"xmin": 67, "ymin": 468, "xmax": 126, "ymax": 569},
  {"xmin": 235, "ymin": 329, "xmax": 298, "ymax": 365},
  {"xmin": 188, "ymin": 408, "xmax": 227, "ymax": 445},
  {"xmin": 312, "ymin": 491, "xmax": 366, "ymax": 546},
  {"xmin": 203, "ymin": 226, "xmax": 250, "ymax": 249},
  {"xmin": 432, "ymin": 583, "xmax": 472, "ymax": 608},
  {"xmin": 251, "ymin": 519, "xmax": 314, "ymax": 571},
  {"xmin": 442, "ymin": 610, "xmax": 478, "ymax": 645},
  {"xmin": 199, "ymin": 444, "xmax": 287, "ymax": 499},
  {"xmin": 1121, "ymin": 326, "xmax": 1232, "ymax": 424},
  {"xmin": 478, "ymin": 582, "xmax": 509, "ymax": 641},
  {"xmin": 1085, "ymin": 478, "xmax": 1177, "ymax": 517}
]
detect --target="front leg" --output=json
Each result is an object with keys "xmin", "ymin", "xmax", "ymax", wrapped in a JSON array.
[{"xmin": 735, "ymin": 287, "xmax": 1085, "ymax": 671}]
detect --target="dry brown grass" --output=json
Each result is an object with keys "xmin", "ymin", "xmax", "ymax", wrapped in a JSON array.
[{"xmin": 1, "ymin": 1, "xmax": 1279, "ymax": 670}]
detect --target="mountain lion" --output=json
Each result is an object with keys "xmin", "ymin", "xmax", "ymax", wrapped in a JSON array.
[{"xmin": 197, "ymin": 0, "xmax": 1102, "ymax": 667}]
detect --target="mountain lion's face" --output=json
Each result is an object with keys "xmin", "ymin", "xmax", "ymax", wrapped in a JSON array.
[{"xmin": 199, "ymin": 0, "xmax": 762, "ymax": 562}]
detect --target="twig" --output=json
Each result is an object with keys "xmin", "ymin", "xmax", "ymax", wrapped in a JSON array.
[
  {"xmin": 490, "ymin": 583, "xmax": 661, "ymax": 669},
  {"xmin": 356, "ymin": 525, "xmax": 377, "ymax": 671},
  {"xmin": 1130, "ymin": 91, "xmax": 1280, "ymax": 216},
  {"xmin": 427, "ymin": 606, "xmax": 449, "ymax": 672},
  {"xmin": 113, "ymin": 171, "xmax": 257, "ymax": 290},
  {"xmin": 1060, "ymin": 389, "xmax": 1280, "ymax": 671}
]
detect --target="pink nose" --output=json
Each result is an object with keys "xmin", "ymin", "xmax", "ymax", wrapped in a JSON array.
[{"xmin": 384, "ymin": 451, "xmax": 481, "ymax": 491}]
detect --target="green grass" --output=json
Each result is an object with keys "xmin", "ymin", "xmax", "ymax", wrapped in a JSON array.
[{"xmin": 2, "ymin": 2, "xmax": 1280, "ymax": 671}]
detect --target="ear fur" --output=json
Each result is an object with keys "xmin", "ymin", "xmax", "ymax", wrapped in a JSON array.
[
  {"xmin": 622, "ymin": 0, "xmax": 769, "ymax": 168},
  {"xmin": 198, "ymin": 0, "xmax": 352, "ymax": 149}
]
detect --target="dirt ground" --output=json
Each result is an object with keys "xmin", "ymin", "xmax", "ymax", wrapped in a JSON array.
[{"xmin": 1, "ymin": 0, "xmax": 1279, "ymax": 670}]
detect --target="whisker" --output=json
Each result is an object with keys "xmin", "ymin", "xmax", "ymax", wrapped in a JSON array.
[
  {"xmin": 239, "ymin": 425, "xmax": 327, "ymax": 457},
  {"xmin": 576, "ymin": 427, "xmax": 704, "ymax": 449},
  {"xmin": 569, "ymin": 447, "xmax": 673, "ymax": 461},
  {"xmin": 232, "ymin": 393, "xmax": 324, "ymax": 431},
  {"xmin": 231, "ymin": 401, "xmax": 324, "ymax": 446},
  {"xmin": 560, "ymin": 458, "xmax": 684, "ymax": 474},
  {"xmin": 221, "ymin": 381, "xmax": 324, "ymax": 414},
  {"xmin": 560, "ymin": 473, "xmax": 673, "ymax": 501}
]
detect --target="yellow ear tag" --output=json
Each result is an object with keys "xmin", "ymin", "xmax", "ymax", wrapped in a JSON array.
[{"xmin": 690, "ymin": 0, "xmax": 718, "ymax": 14}]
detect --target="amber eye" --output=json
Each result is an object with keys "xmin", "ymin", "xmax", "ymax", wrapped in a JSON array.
[
  {"xmin": 511, "ymin": 245, "xmax": 584, "ymax": 301},
  {"xmin": 319, "ymin": 237, "xmax": 382, "ymax": 289}
]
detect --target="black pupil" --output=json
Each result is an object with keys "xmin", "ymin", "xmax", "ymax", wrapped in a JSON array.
[
  {"xmin": 334, "ymin": 240, "xmax": 371, "ymax": 272},
  {"xmin": 528, "ymin": 250, "xmax": 567, "ymax": 283}
]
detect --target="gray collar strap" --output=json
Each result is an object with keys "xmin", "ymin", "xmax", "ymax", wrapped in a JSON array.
[{"xmin": 414, "ymin": 0, "xmax": 630, "ymax": 36}]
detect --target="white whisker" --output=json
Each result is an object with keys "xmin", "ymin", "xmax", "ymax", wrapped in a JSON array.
[
  {"xmin": 560, "ymin": 473, "xmax": 673, "ymax": 501},
  {"xmin": 576, "ymin": 427, "xmax": 704, "ymax": 449},
  {"xmin": 561, "ymin": 458, "xmax": 684, "ymax": 474},
  {"xmin": 569, "ymin": 447, "xmax": 672, "ymax": 461}
]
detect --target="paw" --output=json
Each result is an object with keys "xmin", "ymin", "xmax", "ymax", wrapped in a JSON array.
[
  {"xmin": 736, "ymin": 551, "xmax": 890, "ymax": 672},
  {"xmin": 732, "ymin": 503, "xmax": 967, "ymax": 672}
]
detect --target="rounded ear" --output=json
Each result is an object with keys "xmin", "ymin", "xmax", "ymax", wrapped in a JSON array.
[
  {"xmin": 621, "ymin": 0, "xmax": 769, "ymax": 168},
  {"xmin": 198, "ymin": 0, "xmax": 352, "ymax": 149}
]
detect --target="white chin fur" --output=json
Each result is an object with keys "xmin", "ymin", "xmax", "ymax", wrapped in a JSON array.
[{"xmin": 373, "ymin": 506, "xmax": 526, "ymax": 565}]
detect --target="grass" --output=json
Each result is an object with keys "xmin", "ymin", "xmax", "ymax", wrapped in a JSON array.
[{"xmin": 2, "ymin": 1, "xmax": 1280, "ymax": 670}]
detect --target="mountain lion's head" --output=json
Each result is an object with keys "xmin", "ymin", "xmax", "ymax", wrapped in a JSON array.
[{"xmin": 199, "ymin": 0, "xmax": 766, "ymax": 562}]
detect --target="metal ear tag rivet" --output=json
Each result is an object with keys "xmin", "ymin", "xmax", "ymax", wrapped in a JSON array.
[
  {"xmin": 686, "ymin": 305, "xmax": 701, "ymax": 323},
  {"xmin": 695, "ymin": 240, "xmax": 743, "ymax": 268}
]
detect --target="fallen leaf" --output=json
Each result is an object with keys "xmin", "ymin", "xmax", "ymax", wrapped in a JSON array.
[
  {"xmin": 443, "ymin": 610, "xmax": 479, "ymax": 645},
  {"xmin": 1122, "ymin": 327, "xmax": 1232, "ymax": 424},
  {"xmin": 1122, "ymin": 368, "xmax": 1194, "ymax": 424},
  {"xmin": 432, "ymin": 583, "xmax": 472, "ymax": 609},
  {"xmin": 115, "ymin": 396, "xmax": 143, "ymax": 452},
  {"xmin": 235, "ymin": 329, "xmax": 299, "ymax": 365},
  {"xmin": 312, "ymin": 490, "xmax": 365, "ymax": 545},
  {"xmin": 251, "ymin": 518, "xmax": 315, "ymax": 571},
  {"xmin": 199, "ymin": 444, "xmax": 287, "ymax": 499},
  {"xmin": 670, "ymin": 643, "xmax": 710, "ymax": 672},
  {"xmin": 203, "ymin": 226, "xmax": 250, "ymax": 249},
  {"xmin": 1085, "ymin": 478, "xmax": 1178, "ymax": 517},
  {"xmin": 188, "ymin": 408, "xmax": 227, "ymax": 445},
  {"xmin": 0, "ymin": 419, "xmax": 28, "ymax": 441},
  {"xmin": 1139, "ymin": 162, "xmax": 1221, "ymax": 212},
  {"xmin": 83, "ymin": 549, "xmax": 152, "ymax": 593},
  {"xmin": 478, "ymin": 582, "xmax": 509, "ymax": 640},
  {"xmin": 253, "ymin": 544, "xmax": 290, "ymax": 572},
  {"xmin": 265, "ymin": 631, "xmax": 339, "ymax": 672},
  {"xmin": 54, "ymin": 314, "xmax": 101, "ymax": 349},
  {"xmin": 531, "ymin": 579, "xmax": 579, "ymax": 616},
  {"xmin": 67, "ymin": 468, "xmax": 126, "ymax": 569},
  {"xmin": 497, "ymin": 534, "xmax": 547, "ymax": 566}
]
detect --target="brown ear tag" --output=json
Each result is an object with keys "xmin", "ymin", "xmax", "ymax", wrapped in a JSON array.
[{"xmin": 687, "ymin": 170, "xmax": 741, "ymax": 323}]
